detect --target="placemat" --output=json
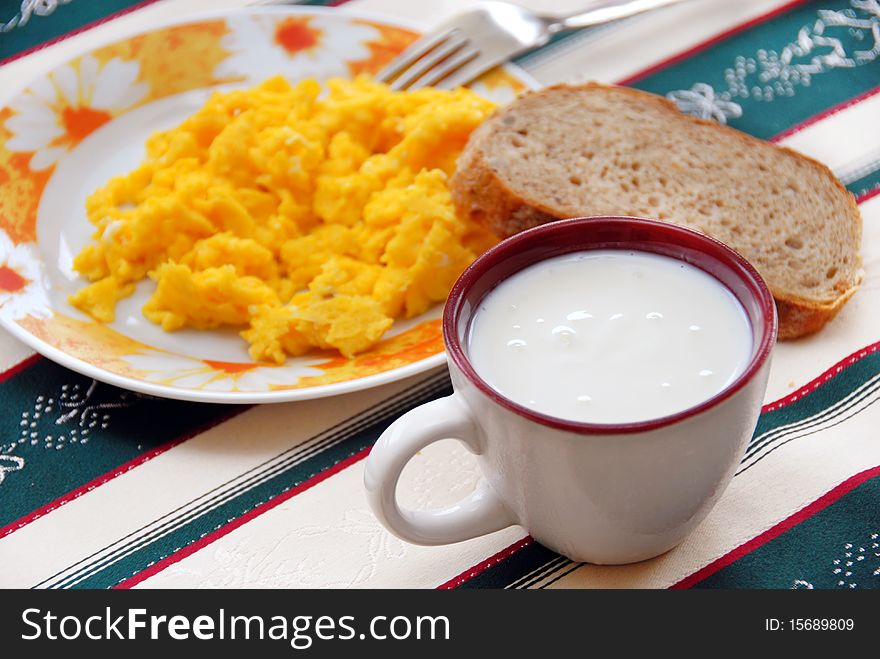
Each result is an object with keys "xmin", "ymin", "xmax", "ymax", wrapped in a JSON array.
[{"xmin": 0, "ymin": 0, "xmax": 878, "ymax": 589}]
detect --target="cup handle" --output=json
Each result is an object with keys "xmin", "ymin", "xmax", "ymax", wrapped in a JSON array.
[{"xmin": 364, "ymin": 394, "xmax": 518, "ymax": 545}]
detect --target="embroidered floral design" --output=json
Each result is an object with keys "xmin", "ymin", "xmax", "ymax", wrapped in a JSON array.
[
  {"xmin": 280, "ymin": 509, "xmax": 408, "ymax": 587},
  {"xmin": 1, "ymin": 0, "xmax": 73, "ymax": 34},
  {"xmin": 667, "ymin": 1, "xmax": 880, "ymax": 122},
  {"xmin": 666, "ymin": 83, "xmax": 743, "ymax": 123},
  {"xmin": 1, "ymin": 379, "xmax": 145, "ymax": 454},
  {"xmin": 52, "ymin": 379, "xmax": 148, "ymax": 429},
  {"xmin": 830, "ymin": 536, "xmax": 880, "ymax": 587},
  {"xmin": 0, "ymin": 454, "xmax": 24, "ymax": 485},
  {"xmin": 791, "ymin": 532, "xmax": 880, "ymax": 588},
  {"xmin": 0, "ymin": 379, "xmax": 147, "ymax": 486}
]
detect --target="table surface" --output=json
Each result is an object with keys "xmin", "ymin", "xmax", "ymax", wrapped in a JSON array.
[{"xmin": 0, "ymin": 0, "xmax": 878, "ymax": 589}]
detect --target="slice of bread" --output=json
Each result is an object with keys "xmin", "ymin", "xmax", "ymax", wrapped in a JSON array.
[{"xmin": 451, "ymin": 83, "xmax": 863, "ymax": 340}]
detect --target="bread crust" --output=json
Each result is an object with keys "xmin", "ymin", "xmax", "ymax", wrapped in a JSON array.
[
  {"xmin": 450, "ymin": 82, "xmax": 863, "ymax": 340},
  {"xmin": 773, "ymin": 279, "xmax": 862, "ymax": 340}
]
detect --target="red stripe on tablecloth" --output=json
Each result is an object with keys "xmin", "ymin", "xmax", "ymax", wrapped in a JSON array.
[
  {"xmin": 771, "ymin": 85, "xmax": 880, "ymax": 143},
  {"xmin": 0, "ymin": 407, "xmax": 248, "ymax": 540},
  {"xmin": 616, "ymin": 0, "xmax": 810, "ymax": 86},
  {"xmin": 670, "ymin": 465, "xmax": 880, "ymax": 589},
  {"xmin": 436, "ymin": 536, "xmax": 533, "ymax": 589},
  {"xmin": 0, "ymin": 353, "xmax": 41, "ymax": 385},
  {"xmin": 0, "ymin": 0, "xmax": 164, "ymax": 68},
  {"xmin": 113, "ymin": 445, "xmax": 371, "ymax": 589},
  {"xmin": 761, "ymin": 341, "xmax": 880, "ymax": 414},
  {"xmin": 857, "ymin": 186, "xmax": 880, "ymax": 205}
]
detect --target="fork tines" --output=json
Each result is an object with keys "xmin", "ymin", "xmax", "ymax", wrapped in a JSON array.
[{"xmin": 376, "ymin": 28, "xmax": 481, "ymax": 91}]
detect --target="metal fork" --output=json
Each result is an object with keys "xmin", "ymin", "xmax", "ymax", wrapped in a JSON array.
[{"xmin": 377, "ymin": 0, "xmax": 689, "ymax": 90}]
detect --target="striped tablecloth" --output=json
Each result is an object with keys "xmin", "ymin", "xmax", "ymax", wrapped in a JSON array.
[{"xmin": 0, "ymin": 0, "xmax": 878, "ymax": 589}]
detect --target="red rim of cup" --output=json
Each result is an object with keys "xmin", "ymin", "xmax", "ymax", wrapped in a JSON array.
[{"xmin": 443, "ymin": 216, "xmax": 778, "ymax": 435}]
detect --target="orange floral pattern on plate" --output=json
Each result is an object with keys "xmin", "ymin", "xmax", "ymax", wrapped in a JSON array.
[
  {"xmin": 93, "ymin": 20, "xmax": 234, "ymax": 100},
  {"xmin": 0, "ymin": 108, "xmax": 52, "ymax": 244},
  {"xmin": 274, "ymin": 17, "xmax": 322, "ymax": 55},
  {"xmin": 202, "ymin": 359, "xmax": 264, "ymax": 375},
  {"xmin": 348, "ymin": 22, "xmax": 419, "ymax": 76},
  {"xmin": 0, "ymin": 265, "xmax": 28, "ymax": 293},
  {"xmin": 53, "ymin": 106, "xmax": 113, "ymax": 149},
  {"xmin": 17, "ymin": 313, "xmax": 157, "ymax": 380},
  {"xmin": 17, "ymin": 312, "xmax": 444, "ymax": 392}
]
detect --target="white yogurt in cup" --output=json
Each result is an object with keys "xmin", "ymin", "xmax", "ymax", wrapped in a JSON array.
[
  {"xmin": 468, "ymin": 250, "xmax": 753, "ymax": 423},
  {"xmin": 365, "ymin": 216, "xmax": 777, "ymax": 565}
]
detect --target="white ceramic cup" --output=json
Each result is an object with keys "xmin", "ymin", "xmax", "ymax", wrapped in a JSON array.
[{"xmin": 364, "ymin": 217, "xmax": 777, "ymax": 564}]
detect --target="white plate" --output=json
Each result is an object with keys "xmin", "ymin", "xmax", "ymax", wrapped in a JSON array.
[{"xmin": 0, "ymin": 6, "xmax": 535, "ymax": 403}]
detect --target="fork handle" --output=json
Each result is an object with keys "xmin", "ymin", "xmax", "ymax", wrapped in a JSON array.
[{"xmin": 552, "ymin": 0, "xmax": 689, "ymax": 32}]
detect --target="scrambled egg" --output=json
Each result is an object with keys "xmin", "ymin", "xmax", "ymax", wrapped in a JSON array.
[{"xmin": 69, "ymin": 76, "xmax": 498, "ymax": 362}]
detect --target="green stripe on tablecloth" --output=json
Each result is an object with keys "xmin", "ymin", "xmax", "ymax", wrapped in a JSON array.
[
  {"xmin": 0, "ymin": 359, "xmax": 238, "ymax": 531},
  {"xmin": 848, "ymin": 166, "xmax": 880, "ymax": 201},
  {"xmin": 693, "ymin": 474, "xmax": 880, "ymax": 589},
  {"xmin": 456, "ymin": 542, "xmax": 560, "ymax": 589},
  {"xmin": 630, "ymin": 0, "xmax": 880, "ymax": 140},
  {"xmin": 750, "ymin": 348, "xmax": 880, "ymax": 447}
]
